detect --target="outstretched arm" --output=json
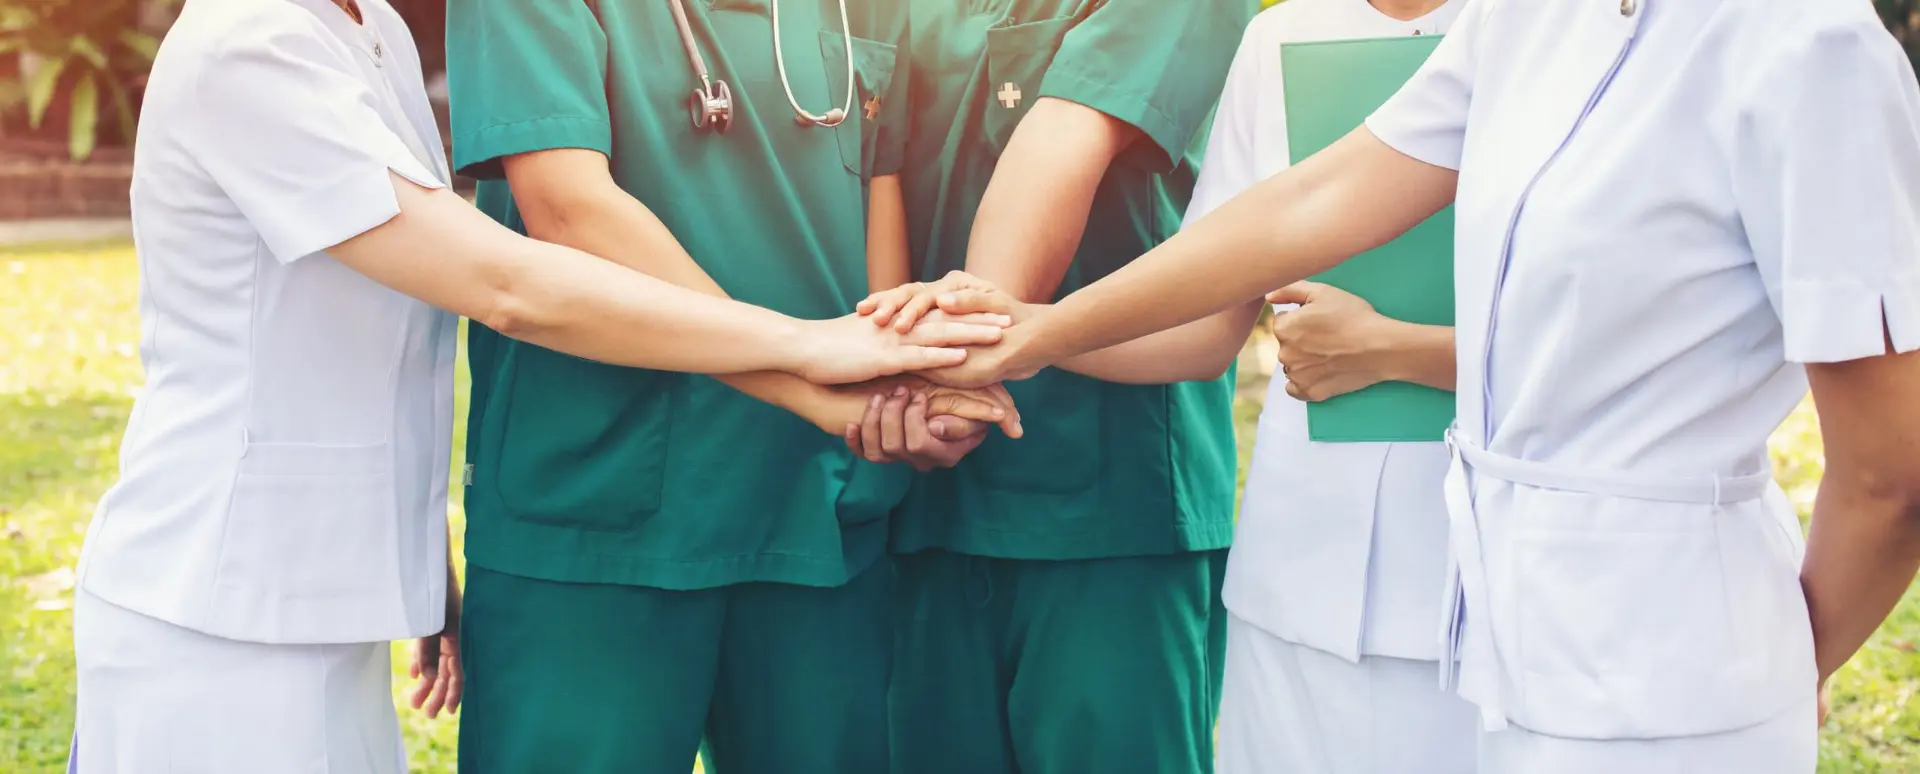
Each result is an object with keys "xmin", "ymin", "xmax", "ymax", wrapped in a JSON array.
[
  {"xmin": 1012, "ymin": 128, "xmax": 1456, "ymax": 373},
  {"xmin": 329, "ymin": 175, "xmax": 990, "ymax": 383}
]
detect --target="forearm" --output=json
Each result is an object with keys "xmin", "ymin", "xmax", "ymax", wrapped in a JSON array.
[
  {"xmin": 1057, "ymin": 301, "xmax": 1264, "ymax": 384},
  {"xmin": 868, "ymin": 175, "xmax": 915, "ymax": 292},
  {"xmin": 1801, "ymin": 473, "xmax": 1920, "ymax": 680},
  {"xmin": 334, "ymin": 178, "xmax": 808, "ymax": 375},
  {"xmin": 966, "ymin": 99, "xmax": 1134, "ymax": 302},
  {"xmin": 1374, "ymin": 321, "xmax": 1456, "ymax": 391},
  {"xmin": 1015, "ymin": 129, "xmax": 1456, "ymax": 371},
  {"xmin": 510, "ymin": 160, "xmax": 833, "ymax": 415}
]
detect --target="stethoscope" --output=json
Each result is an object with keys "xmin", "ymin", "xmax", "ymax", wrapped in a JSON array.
[{"xmin": 668, "ymin": 0, "xmax": 856, "ymax": 133}]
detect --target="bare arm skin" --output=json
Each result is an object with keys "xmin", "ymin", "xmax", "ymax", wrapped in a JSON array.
[
  {"xmin": 1801, "ymin": 334, "xmax": 1920, "ymax": 685},
  {"xmin": 868, "ymin": 174, "xmax": 916, "ymax": 292},
  {"xmin": 885, "ymin": 129, "xmax": 1455, "ymax": 389},
  {"xmin": 328, "ymin": 173, "xmax": 986, "ymax": 384},
  {"xmin": 499, "ymin": 150, "xmax": 1012, "ymax": 433}
]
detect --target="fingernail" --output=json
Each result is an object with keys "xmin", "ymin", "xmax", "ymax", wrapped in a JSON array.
[
  {"xmin": 870, "ymin": 395, "xmax": 884, "ymax": 409},
  {"xmin": 911, "ymin": 393, "xmax": 927, "ymax": 406},
  {"xmin": 992, "ymin": 408, "xmax": 1005, "ymax": 418},
  {"xmin": 894, "ymin": 386, "xmax": 908, "ymax": 397},
  {"xmin": 929, "ymin": 420, "xmax": 946, "ymax": 438},
  {"xmin": 996, "ymin": 315, "xmax": 1012, "ymax": 326}
]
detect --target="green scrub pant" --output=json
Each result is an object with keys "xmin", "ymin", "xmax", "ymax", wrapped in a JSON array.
[
  {"xmin": 889, "ymin": 549, "xmax": 1230, "ymax": 774},
  {"xmin": 457, "ymin": 562, "xmax": 891, "ymax": 774}
]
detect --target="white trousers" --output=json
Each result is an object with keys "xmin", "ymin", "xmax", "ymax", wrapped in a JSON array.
[
  {"xmin": 1217, "ymin": 613, "xmax": 1478, "ymax": 774},
  {"xmin": 71, "ymin": 590, "xmax": 406, "ymax": 774},
  {"xmin": 1479, "ymin": 698, "xmax": 1818, "ymax": 774}
]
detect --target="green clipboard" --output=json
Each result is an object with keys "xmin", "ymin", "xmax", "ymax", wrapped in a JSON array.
[{"xmin": 1281, "ymin": 35, "xmax": 1455, "ymax": 443}]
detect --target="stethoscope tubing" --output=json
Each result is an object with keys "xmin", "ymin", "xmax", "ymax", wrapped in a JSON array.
[{"xmin": 670, "ymin": 0, "xmax": 857, "ymax": 131}]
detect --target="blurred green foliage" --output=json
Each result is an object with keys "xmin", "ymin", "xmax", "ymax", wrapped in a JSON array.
[{"xmin": 0, "ymin": 0, "xmax": 159, "ymax": 160}]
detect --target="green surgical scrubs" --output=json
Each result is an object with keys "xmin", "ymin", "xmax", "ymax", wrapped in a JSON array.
[
  {"xmin": 445, "ymin": 0, "xmax": 911, "ymax": 770},
  {"xmin": 890, "ymin": 2, "xmax": 1254, "ymax": 772}
]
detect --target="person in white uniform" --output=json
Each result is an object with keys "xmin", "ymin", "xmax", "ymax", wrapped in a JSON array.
[
  {"xmin": 1200, "ymin": 2, "xmax": 1479, "ymax": 772},
  {"xmin": 67, "ymin": 0, "xmax": 1005, "ymax": 771},
  {"xmin": 870, "ymin": 0, "xmax": 1920, "ymax": 771}
]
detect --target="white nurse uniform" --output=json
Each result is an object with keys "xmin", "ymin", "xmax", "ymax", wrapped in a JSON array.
[
  {"xmin": 1366, "ymin": 0, "xmax": 1920, "ymax": 770},
  {"xmin": 72, "ymin": 0, "xmax": 456, "ymax": 770},
  {"xmin": 1199, "ymin": 2, "xmax": 1479, "ymax": 773}
]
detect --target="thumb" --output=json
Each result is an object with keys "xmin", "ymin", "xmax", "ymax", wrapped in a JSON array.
[
  {"xmin": 927, "ymin": 415, "xmax": 988, "ymax": 440},
  {"xmin": 1266, "ymin": 281, "xmax": 1323, "ymax": 306}
]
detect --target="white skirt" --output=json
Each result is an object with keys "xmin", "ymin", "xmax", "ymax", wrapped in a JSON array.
[
  {"xmin": 71, "ymin": 590, "xmax": 406, "ymax": 774},
  {"xmin": 1217, "ymin": 613, "xmax": 1479, "ymax": 774}
]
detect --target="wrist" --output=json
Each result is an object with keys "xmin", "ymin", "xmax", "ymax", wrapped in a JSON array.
[
  {"xmin": 766, "ymin": 316, "xmax": 811, "ymax": 375},
  {"xmin": 799, "ymin": 385, "xmax": 867, "ymax": 435},
  {"xmin": 1366, "ymin": 319, "xmax": 1444, "ymax": 384}
]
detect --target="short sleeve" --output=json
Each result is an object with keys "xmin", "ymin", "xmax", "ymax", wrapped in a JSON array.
[
  {"xmin": 1737, "ymin": 14, "xmax": 1920, "ymax": 363},
  {"xmin": 1364, "ymin": 0, "xmax": 1487, "ymax": 171},
  {"xmin": 183, "ymin": 25, "xmax": 444, "ymax": 264},
  {"xmin": 1040, "ymin": 0, "xmax": 1258, "ymax": 173},
  {"xmin": 871, "ymin": 3, "xmax": 913, "ymax": 177},
  {"xmin": 1185, "ymin": 21, "xmax": 1269, "ymax": 227},
  {"xmin": 444, "ymin": 0, "xmax": 611, "ymax": 180}
]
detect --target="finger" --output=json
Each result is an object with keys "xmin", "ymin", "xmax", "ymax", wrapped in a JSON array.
[
  {"xmin": 881, "ymin": 388, "xmax": 910, "ymax": 457},
  {"xmin": 904, "ymin": 393, "xmax": 934, "ymax": 455},
  {"xmin": 928, "ymin": 415, "xmax": 988, "ymax": 441},
  {"xmin": 411, "ymin": 652, "xmax": 439, "ymax": 709},
  {"xmin": 902, "ymin": 322, "xmax": 1004, "ymax": 348},
  {"xmin": 1266, "ymin": 281, "xmax": 1322, "ymax": 306},
  {"xmin": 890, "ymin": 346, "xmax": 968, "ymax": 374},
  {"xmin": 867, "ymin": 295, "xmax": 904, "ymax": 327},
  {"xmin": 861, "ymin": 394, "xmax": 887, "ymax": 462},
  {"xmin": 894, "ymin": 291, "xmax": 943, "ymax": 334},
  {"xmin": 926, "ymin": 393, "xmax": 1006, "ymax": 424},
  {"xmin": 425, "ymin": 665, "xmax": 449, "ymax": 717},
  {"xmin": 1284, "ymin": 379, "xmax": 1309, "ymax": 402},
  {"xmin": 942, "ymin": 311, "xmax": 1014, "ymax": 328},
  {"xmin": 936, "ymin": 289, "xmax": 1012, "ymax": 317},
  {"xmin": 844, "ymin": 423, "xmax": 861, "ymax": 456},
  {"xmin": 987, "ymin": 383, "xmax": 1022, "ymax": 438},
  {"xmin": 443, "ymin": 645, "xmax": 465, "ymax": 713}
]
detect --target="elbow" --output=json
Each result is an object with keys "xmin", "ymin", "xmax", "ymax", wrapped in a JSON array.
[{"xmin": 473, "ymin": 263, "xmax": 550, "ymax": 341}]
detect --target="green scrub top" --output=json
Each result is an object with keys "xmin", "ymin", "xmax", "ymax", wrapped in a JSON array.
[
  {"xmin": 447, "ymin": 0, "xmax": 915, "ymax": 590},
  {"xmin": 891, "ymin": 0, "xmax": 1255, "ymax": 561}
]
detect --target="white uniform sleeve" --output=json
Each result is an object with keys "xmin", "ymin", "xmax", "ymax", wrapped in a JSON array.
[
  {"xmin": 1737, "ymin": 15, "xmax": 1920, "ymax": 363},
  {"xmin": 1184, "ymin": 21, "xmax": 1270, "ymax": 228},
  {"xmin": 182, "ymin": 21, "xmax": 445, "ymax": 264},
  {"xmin": 1362, "ymin": 0, "xmax": 1486, "ymax": 171}
]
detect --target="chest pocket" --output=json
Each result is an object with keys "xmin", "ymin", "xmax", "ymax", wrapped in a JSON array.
[
  {"xmin": 820, "ymin": 32, "xmax": 899, "ymax": 177},
  {"xmin": 982, "ymin": 16, "xmax": 1077, "ymax": 157}
]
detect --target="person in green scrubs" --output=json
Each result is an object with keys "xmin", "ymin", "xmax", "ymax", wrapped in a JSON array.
[
  {"xmin": 443, "ymin": 1, "xmax": 1018, "ymax": 772},
  {"xmin": 862, "ymin": 2, "xmax": 1257, "ymax": 773}
]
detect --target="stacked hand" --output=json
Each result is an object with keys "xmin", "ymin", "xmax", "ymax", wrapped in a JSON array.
[
  {"xmin": 790, "ymin": 309, "xmax": 1013, "ymax": 385},
  {"xmin": 840, "ymin": 272, "xmax": 1040, "ymax": 468}
]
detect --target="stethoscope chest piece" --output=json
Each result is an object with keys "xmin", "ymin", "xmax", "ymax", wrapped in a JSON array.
[{"xmin": 690, "ymin": 80, "xmax": 734, "ymax": 133}]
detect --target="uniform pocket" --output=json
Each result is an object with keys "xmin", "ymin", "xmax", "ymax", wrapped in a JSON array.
[
  {"xmin": 982, "ymin": 16, "xmax": 1078, "ymax": 157},
  {"xmin": 1502, "ymin": 493, "xmax": 1807, "ymax": 737},
  {"xmin": 491, "ymin": 344, "xmax": 671, "ymax": 532},
  {"xmin": 821, "ymin": 32, "xmax": 900, "ymax": 177},
  {"xmin": 218, "ymin": 442, "xmax": 395, "ymax": 598},
  {"xmin": 971, "ymin": 371, "xmax": 1101, "ymax": 494}
]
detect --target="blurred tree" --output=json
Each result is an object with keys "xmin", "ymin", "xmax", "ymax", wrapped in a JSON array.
[
  {"xmin": 388, "ymin": 0, "xmax": 445, "ymax": 78},
  {"xmin": 0, "ymin": 0, "xmax": 158, "ymax": 160}
]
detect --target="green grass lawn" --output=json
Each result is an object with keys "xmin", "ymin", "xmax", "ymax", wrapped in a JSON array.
[{"xmin": 2, "ymin": 244, "xmax": 1916, "ymax": 772}]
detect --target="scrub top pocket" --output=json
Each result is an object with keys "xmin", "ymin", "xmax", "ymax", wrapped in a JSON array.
[
  {"xmin": 982, "ymin": 16, "xmax": 1078, "ymax": 157},
  {"xmin": 821, "ymin": 32, "xmax": 899, "ymax": 177},
  {"xmin": 489, "ymin": 344, "xmax": 672, "ymax": 532}
]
